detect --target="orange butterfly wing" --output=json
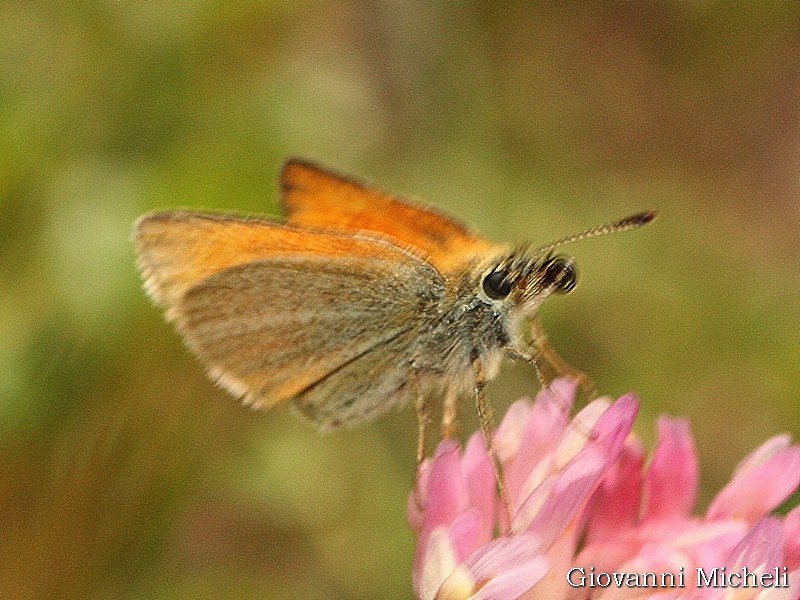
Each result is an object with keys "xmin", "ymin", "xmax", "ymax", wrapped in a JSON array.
[
  {"xmin": 133, "ymin": 210, "xmax": 421, "ymax": 317},
  {"xmin": 134, "ymin": 210, "xmax": 443, "ymax": 422},
  {"xmin": 280, "ymin": 159, "xmax": 494, "ymax": 273}
]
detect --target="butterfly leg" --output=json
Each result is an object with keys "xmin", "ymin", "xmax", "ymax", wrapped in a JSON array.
[
  {"xmin": 527, "ymin": 317, "xmax": 596, "ymax": 400},
  {"xmin": 441, "ymin": 386, "xmax": 458, "ymax": 439},
  {"xmin": 472, "ymin": 354, "xmax": 512, "ymax": 530},
  {"xmin": 509, "ymin": 318, "xmax": 597, "ymax": 440},
  {"xmin": 409, "ymin": 366, "xmax": 431, "ymax": 515},
  {"xmin": 410, "ymin": 367, "xmax": 430, "ymax": 464}
]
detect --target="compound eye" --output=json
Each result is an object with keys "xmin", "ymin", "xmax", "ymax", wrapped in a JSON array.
[{"xmin": 482, "ymin": 269, "xmax": 514, "ymax": 300}]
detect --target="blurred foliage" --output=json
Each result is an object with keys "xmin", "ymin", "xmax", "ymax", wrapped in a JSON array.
[{"xmin": 1, "ymin": 1, "xmax": 799, "ymax": 598}]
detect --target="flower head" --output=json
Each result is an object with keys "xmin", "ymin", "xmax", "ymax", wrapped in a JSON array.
[{"xmin": 409, "ymin": 381, "xmax": 800, "ymax": 599}]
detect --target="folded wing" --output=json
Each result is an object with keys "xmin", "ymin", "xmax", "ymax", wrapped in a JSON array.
[{"xmin": 134, "ymin": 211, "xmax": 445, "ymax": 428}]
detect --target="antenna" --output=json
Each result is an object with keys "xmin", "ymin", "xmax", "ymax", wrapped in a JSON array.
[{"xmin": 534, "ymin": 210, "xmax": 657, "ymax": 255}]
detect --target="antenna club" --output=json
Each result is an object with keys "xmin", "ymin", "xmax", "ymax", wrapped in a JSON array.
[{"xmin": 623, "ymin": 210, "xmax": 658, "ymax": 227}]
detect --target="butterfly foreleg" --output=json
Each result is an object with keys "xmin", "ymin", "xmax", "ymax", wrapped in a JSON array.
[{"xmin": 511, "ymin": 317, "xmax": 597, "ymax": 401}]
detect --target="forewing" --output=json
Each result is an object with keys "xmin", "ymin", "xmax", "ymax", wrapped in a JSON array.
[
  {"xmin": 172, "ymin": 251, "xmax": 444, "ymax": 428},
  {"xmin": 134, "ymin": 210, "xmax": 422, "ymax": 319},
  {"xmin": 280, "ymin": 159, "xmax": 493, "ymax": 273}
]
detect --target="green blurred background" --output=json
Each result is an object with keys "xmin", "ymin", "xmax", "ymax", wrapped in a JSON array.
[{"xmin": 2, "ymin": 2, "xmax": 799, "ymax": 598}]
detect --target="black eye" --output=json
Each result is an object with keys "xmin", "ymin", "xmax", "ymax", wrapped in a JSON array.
[{"xmin": 482, "ymin": 269, "xmax": 514, "ymax": 299}]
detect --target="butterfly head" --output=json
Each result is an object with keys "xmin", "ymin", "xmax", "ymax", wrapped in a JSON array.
[
  {"xmin": 477, "ymin": 210, "xmax": 656, "ymax": 314},
  {"xmin": 479, "ymin": 248, "xmax": 577, "ymax": 314}
]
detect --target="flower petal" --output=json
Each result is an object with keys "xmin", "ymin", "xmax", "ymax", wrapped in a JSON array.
[
  {"xmin": 642, "ymin": 418, "xmax": 698, "ymax": 522},
  {"xmin": 462, "ymin": 434, "xmax": 496, "ymax": 547},
  {"xmin": 412, "ymin": 439, "xmax": 472, "ymax": 592},
  {"xmin": 782, "ymin": 505, "xmax": 800, "ymax": 569},
  {"xmin": 725, "ymin": 516, "xmax": 783, "ymax": 573},
  {"xmin": 521, "ymin": 451, "xmax": 607, "ymax": 543},
  {"xmin": 584, "ymin": 437, "xmax": 645, "ymax": 543},
  {"xmin": 589, "ymin": 392, "xmax": 640, "ymax": 458},
  {"xmin": 415, "ymin": 526, "xmax": 464, "ymax": 600},
  {"xmin": 554, "ymin": 398, "xmax": 611, "ymax": 466},
  {"xmin": 493, "ymin": 399, "xmax": 537, "ymax": 462},
  {"xmin": 500, "ymin": 390, "xmax": 570, "ymax": 508},
  {"xmin": 734, "ymin": 434, "xmax": 791, "ymax": 475},
  {"xmin": 421, "ymin": 439, "xmax": 468, "ymax": 531},
  {"xmin": 516, "ymin": 394, "xmax": 638, "ymax": 538},
  {"xmin": 494, "ymin": 377, "xmax": 576, "ymax": 464},
  {"xmin": 459, "ymin": 532, "xmax": 549, "ymax": 600},
  {"xmin": 449, "ymin": 510, "xmax": 482, "ymax": 563},
  {"xmin": 408, "ymin": 459, "xmax": 432, "ymax": 530},
  {"xmin": 707, "ymin": 440, "xmax": 800, "ymax": 522}
]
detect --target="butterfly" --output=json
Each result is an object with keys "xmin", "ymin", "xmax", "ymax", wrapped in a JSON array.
[{"xmin": 134, "ymin": 159, "xmax": 655, "ymax": 471}]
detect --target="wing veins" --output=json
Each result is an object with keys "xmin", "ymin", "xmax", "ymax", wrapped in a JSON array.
[{"xmin": 291, "ymin": 325, "xmax": 413, "ymax": 400}]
